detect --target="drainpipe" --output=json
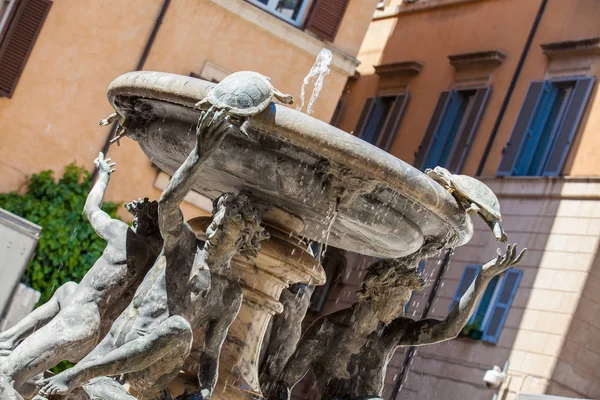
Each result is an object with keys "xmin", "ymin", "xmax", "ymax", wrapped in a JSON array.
[
  {"xmin": 475, "ymin": 0, "xmax": 548, "ymax": 176},
  {"xmin": 391, "ymin": 248, "xmax": 454, "ymax": 400},
  {"xmin": 92, "ymin": 0, "xmax": 172, "ymax": 181}
]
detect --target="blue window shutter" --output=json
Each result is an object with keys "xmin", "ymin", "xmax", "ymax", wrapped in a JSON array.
[
  {"xmin": 482, "ymin": 268, "xmax": 523, "ymax": 343},
  {"xmin": 447, "ymin": 87, "xmax": 491, "ymax": 173},
  {"xmin": 449, "ymin": 264, "xmax": 481, "ymax": 312},
  {"xmin": 422, "ymin": 91, "xmax": 462, "ymax": 170},
  {"xmin": 377, "ymin": 93, "xmax": 409, "ymax": 151},
  {"xmin": 471, "ymin": 275, "xmax": 500, "ymax": 326},
  {"xmin": 415, "ymin": 91, "xmax": 451, "ymax": 168},
  {"xmin": 512, "ymin": 82, "xmax": 557, "ymax": 176},
  {"xmin": 354, "ymin": 97, "xmax": 375, "ymax": 137},
  {"xmin": 542, "ymin": 77, "xmax": 596, "ymax": 176},
  {"xmin": 497, "ymin": 81, "xmax": 547, "ymax": 176}
]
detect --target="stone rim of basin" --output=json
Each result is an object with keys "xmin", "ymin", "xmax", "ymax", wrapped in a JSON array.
[{"xmin": 106, "ymin": 71, "xmax": 473, "ymax": 257}]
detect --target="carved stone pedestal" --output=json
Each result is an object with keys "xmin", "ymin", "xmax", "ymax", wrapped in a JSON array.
[{"xmin": 184, "ymin": 214, "xmax": 325, "ymax": 399}]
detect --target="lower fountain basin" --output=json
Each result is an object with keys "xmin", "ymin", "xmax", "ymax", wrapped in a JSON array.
[{"xmin": 107, "ymin": 71, "xmax": 472, "ymax": 258}]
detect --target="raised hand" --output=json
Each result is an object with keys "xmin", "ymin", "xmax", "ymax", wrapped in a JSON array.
[
  {"xmin": 481, "ymin": 244, "xmax": 526, "ymax": 278},
  {"xmin": 196, "ymin": 106, "xmax": 232, "ymax": 158},
  {"xmin": 93, "ymin": 152, "xmax": 116, "ymax": 176}
]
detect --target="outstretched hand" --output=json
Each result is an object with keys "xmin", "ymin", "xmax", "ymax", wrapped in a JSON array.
[
  {"xmin": 94, "ymin": 152, "xmax": 116, "ymax": 176},
  {"xmin": 482, "ymin": 244, "xmax": 526, "ymax": 278},
  {"xmin": 196, "ymin": 106, "xmax": 232, "ymax": 158}
]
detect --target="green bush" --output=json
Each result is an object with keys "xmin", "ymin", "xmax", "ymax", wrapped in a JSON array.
[{"xmin": 0, "ymin": 164, "xmax": 120, "ymax": 304}]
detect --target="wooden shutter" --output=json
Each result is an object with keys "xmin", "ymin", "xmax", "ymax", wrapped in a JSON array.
[
  {"xmin": 543, "ymin": 77, "xmax": 596, "ymax": 176},
  {"xmin": 497, "ymin": 81, "xmax": 548, "ymax": 176},
  {"xmin": 305, "ymin": 0, "xmax": 349, "ymax": 42},
  {"xmin": 414, "ymin": 91, "xmax": 451, "ymax": 169},
  {"xmin": 376, "ymin": 93, "xmax": 409, "ymax": 152},
  {"xmin": 0, "ymin": 0, "xmax": 51, "ymax": 98},
  {"xmin": 419, "ymin": 91, "xmax": 462, "ymax": 170},
  {"xmin": 449, "ymin": 264, "xmax": 481, "ymax": 312},
  {"xmin": 482, "ymin": 268, "xmax": 522, "ymax": 343},
  {"xmin": 354, "ymin": 96, "xmax": 375, "ymax": 137},
  {"xmin": 446, "ymin": 87, "xmax": 491, "ymax": 173}
]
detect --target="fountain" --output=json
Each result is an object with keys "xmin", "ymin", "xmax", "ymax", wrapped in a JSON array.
[
  {"xmin": 103, "ymin": 70, "xmax": 473, "ymax": 398},
  {"xmin": 0, "ymin": 68, "xmax": 525, "ymax": 400}
]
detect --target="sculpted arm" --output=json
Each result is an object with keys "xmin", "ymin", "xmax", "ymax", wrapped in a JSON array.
[
  {"xmin": 84, "ymin": 153, "xmax": 125, "ymax": 240},
  {"xmin": 158, "ymin": 109, "xmax": 231, "ymax": 247},
  {"xmin": 398, "ymin": 244, "xmax": 526, "ymax": 346}
]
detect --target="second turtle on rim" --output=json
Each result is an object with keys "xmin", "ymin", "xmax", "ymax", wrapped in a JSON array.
[{"xmin": 426, "ymin": 166, "xmax": 508, "ymax": 242}]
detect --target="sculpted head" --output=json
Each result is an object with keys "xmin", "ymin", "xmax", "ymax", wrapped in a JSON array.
[
  {"xmin": 125, "ymin": 198, "xmax": 159, "ymax": 237},
  {"xmin": 356, "ymin": 241, "xmax": 442, "ymax": 324},
  {"xmin": 357, "ymin": 260, "xmax": 425, "ymax": 324},
  {"xmin": 206, "ymin": 193, "xmax": 269, "ymax": 263}
]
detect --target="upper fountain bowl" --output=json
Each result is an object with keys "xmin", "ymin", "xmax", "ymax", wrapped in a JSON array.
[{"xmin": 107, "ymin": 71, "xmax": 472, "ymax": 258}]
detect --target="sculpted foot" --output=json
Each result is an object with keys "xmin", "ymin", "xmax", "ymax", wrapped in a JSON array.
[{"xmin": 39, "ymin": 370, "xmax": 83, "ymax": 397}]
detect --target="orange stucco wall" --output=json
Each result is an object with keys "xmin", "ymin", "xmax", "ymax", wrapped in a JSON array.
[
  {"xmin": 0, "ymin": 0, "xmax": 376, "ymax": 220},
  {"xmin": 0, "ymin": 0, "xmax": 161, "ymax": 194},
  {"xmin": 341, "ymin": 0, "xmax": 600, "ymax": 177}
]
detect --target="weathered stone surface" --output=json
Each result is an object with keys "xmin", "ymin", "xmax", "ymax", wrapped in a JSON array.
[{"xmin": 106, "ymin": 71, "xmax": 473, "ymax": 258}]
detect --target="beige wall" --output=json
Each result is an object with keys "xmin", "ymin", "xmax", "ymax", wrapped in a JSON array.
[{"xmin": 0, "ymin": 0, "xmax": 377, "ymax": 221}]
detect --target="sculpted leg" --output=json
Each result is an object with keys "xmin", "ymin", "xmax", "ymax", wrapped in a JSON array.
[
  {"xmin": 0, "ymin": 305, "xmax": 100, "ymax": 389},
  {"xmin": 38, "ymin": 315, "xmax": 193, "ymax": 397},
  {"xmin": 0, "ymin": 282, "xmax": 79, "ymax": 355}
]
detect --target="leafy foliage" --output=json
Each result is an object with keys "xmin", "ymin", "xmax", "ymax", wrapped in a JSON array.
[{"xmin": 0, "ymin": 164, "xmax": 120, "ymax": 304}]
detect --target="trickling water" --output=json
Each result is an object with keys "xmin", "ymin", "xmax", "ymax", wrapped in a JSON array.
[{"xmin": 297, "ymin": 48, "xmax": 333, "ymax": 115}]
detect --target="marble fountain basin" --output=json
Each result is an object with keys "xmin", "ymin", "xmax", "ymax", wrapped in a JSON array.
[{"xmin": 107, "ymin": 71, "xmax": 472, "ymax": 259}]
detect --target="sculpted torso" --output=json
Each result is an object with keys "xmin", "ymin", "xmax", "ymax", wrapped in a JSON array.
[
  {"xmin": 75, "ymin": 228, "xmax": 161, "ymax": 333},
  {"xmin": 311, "ymin": 309, "xmax": 373, "ymax": 392}
]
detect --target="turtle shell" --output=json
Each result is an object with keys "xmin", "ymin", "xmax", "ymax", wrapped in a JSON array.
[
  {"xmin": 452, "ymin": 174, "xmax": 502, "ymax": 220},
  {"xmin": 205, "ymin": 71, "xmax": 275, "ymax": 117}
]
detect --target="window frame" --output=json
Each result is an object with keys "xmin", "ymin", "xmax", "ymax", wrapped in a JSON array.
[
  {"xmin": 497, "ymin": 76, "xmax": 595, "ymax": 177},
  {"xmin": 354, "ymin": 93, "xmax": 410, "ymax": 152},
  {"xmin": 245, "ymin": 0, "xmax": 312, "ymax": 27},
  {"xmin": 416, "ymin": 86, "xmax": 490, "ymax": 173},
  {"xmin": 450, "ymin": 265, "xmax": 523, "ymax": 344},
  {"xmin": 0, "ymin": 0, "xmax": 19, "ymax": 40}
]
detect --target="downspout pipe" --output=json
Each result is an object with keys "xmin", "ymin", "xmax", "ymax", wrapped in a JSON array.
[
  {"xmin": 476, "ymin": 0, "xmax": 548, "ymax": 176},
  {"xmin": 93, "ymin": 0, "xmax": 171, "ymax": 181},
  {"xmin": 391, "ymin": 248, "xmax": 454, "ymax": 400}
]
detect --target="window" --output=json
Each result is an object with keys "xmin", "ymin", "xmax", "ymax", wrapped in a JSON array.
[
  {"xmin": 246, "ymin": 0, "xmax": 312, "ymax": 26},
  {"xmin": 498, "ymin": 77, "xmax": 595, "ymax": 176},
  {"xmin": 450, "ymin": 265, "xmax": 522, "ymax": 344},
  {"xmin": 415, "ymin": 87, "xmax": 490, "ymax": 172},
  {"xmin": 354, "ymin": 94, "xmax": 409, "ymax": 151},
  {"xmin": 0, "ymin": 0, "xmax": 17, "ymax": 37},
  {"xmin": 0, "ymin": 0, "xmax": 52, "ymax": 98}
]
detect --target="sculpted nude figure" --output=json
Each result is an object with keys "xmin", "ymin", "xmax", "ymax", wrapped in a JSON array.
[
  {"xmin": 0, "ymin": 153, "xmax": 164, "ymax": 400},
  {"xmin": 37, "ymin": 109, "xmax": 267, "ymax": 400},
  {"xmin": 268, "ymin": 244, "xmax": 525, "ymax": 400}
]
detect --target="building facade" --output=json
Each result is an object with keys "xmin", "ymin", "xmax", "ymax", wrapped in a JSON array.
[
  {"xmin": 0, "ymin": 0, "xmax": 379, "ymax": 220},
  {"xmin": 302, "ymin": 0, "xmax": 600, "ymax": 399}
]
